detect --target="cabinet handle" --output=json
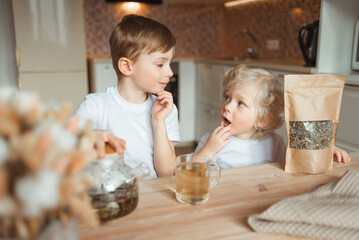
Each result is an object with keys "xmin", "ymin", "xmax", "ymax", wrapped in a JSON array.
[
  {"xmin": 18, "ymin": 75, "xmax": 23, "ymax": 89},
  {"xmin": 345, "ymin": 83, "xmax": 359, "ymax": 88},
  {"xmin": 16, "ymin": 47, "xmax": 21, "ymax": 68}
]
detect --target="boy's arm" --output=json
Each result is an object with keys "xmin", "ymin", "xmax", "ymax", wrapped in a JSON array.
[
  {"xmin": 152, "ymin": 121, "xmax": 176, "ymax": 177},
  {"xmin": 151, "ymin": 91, "xmax": 177, "ymax": 177},
  {"xmin": 197, "ymin": 126, "xmax": 231, "ymax": 159}
]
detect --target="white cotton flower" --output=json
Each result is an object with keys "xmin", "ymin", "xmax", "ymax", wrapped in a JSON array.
[
  {"xmin": 15, "ymin": 170, "xmax": 60, "ymax": 217},
  {"xmin": 0, "ymin": 87, "xmax": 17, "ymax": 101},
  {"xmin": 35, "ymin": 120, "xmax": 77, "ymax": 151},
  {"xmin": 0, "ymin": 137, "xmax": 9, "ymax": 165},
  {"xmin": 11, "ymin": 90, "xmax": 40, "ymax": 115},
  {"xmin": 50, "ymin": 122, "xmax": 77, "ymax": 151},
  {"xmin": 0, "ymin": 196, "xmax": 16, "ymax": 215}
]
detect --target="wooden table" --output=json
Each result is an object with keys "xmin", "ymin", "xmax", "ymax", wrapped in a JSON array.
[{"xmin": 79, "ymin": 152, "xmax": 359, "ymax": 240}]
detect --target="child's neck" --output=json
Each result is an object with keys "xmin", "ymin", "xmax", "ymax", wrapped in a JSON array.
[
  {"xmin": 117, "ymin": 81, "xmax": 148, "ymax": 104},
  {"xmin": 232, "ymin": 129, "xmax": 258, "ymax": 140}
]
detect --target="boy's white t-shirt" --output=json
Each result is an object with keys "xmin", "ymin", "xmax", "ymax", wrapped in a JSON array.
[
  {"xmin": 195, "ymin": 132, "xmax": 286, "ymax": 169},
  {"xmin": 76, "ymin": 86, "xmax": 181, "ymax": 178}
]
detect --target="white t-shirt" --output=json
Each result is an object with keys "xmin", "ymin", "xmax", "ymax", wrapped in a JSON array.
[
  {"xmin": 76, "ymin": 86, "xmax": 181, "ymax": 178},
  {"xmin": 195, "ymin": 132, "xmax": 286, "ymax": 169}
]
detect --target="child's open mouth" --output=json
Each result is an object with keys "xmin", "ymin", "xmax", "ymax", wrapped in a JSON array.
[{"xmin": 221, "ymin": 116, "xmax": 231, "ymax": 127}]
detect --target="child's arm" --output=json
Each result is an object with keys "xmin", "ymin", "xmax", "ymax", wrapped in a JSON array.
[
  {"xmin": 94, "ymin": 130, "xmax": 126, "ymax": 158},
  {"xmin": 333, "ymin": 146, "xmax": 351, "ymax": 163},
  {"xmin": 197, "ymin": 126, "xmax": 231, "ymax": 159},
  {"xmin": 151, "ymin": 91, "xmax": 176, "ymax": 177}
]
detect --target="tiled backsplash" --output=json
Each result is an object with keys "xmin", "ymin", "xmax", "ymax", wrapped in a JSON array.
[{"xmin": 84, "ymin": 0, "xmax": 320, "ymax": 61}]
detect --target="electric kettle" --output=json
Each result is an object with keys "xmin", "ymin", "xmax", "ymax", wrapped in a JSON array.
[{"xmin": 298, "ymin": 20, "xmax": 319, "ymax": 67}]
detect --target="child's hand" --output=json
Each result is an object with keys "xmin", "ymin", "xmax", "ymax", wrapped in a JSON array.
[
  {"xmin": 94, "ymin": 130, "xmax": 126, "ymax": 158},
  {"xmin": 333, "ymin": 146, "xmax": 351, "ymax": 163},
  {"xmin": 198, "ymin": 125, "xmax": 231, "ymax": 159},
  {"xmin": 151, "ymin": 91, "xmax": 173, "ymax": 122}
]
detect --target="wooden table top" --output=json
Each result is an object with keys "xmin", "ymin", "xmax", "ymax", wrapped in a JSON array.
[{"xmin": 79, "ymin": 152, "xmax": 359, "ymax": 240}]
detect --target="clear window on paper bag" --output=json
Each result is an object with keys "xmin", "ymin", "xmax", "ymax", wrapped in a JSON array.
[{"xmin": 289, "ymin": 121, "xmax": 333, "ymax": 150}]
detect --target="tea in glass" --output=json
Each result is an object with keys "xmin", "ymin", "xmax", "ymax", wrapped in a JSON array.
[{"xmin": 175, "ymin": 154, "xmax": 220, "ymax": 205}]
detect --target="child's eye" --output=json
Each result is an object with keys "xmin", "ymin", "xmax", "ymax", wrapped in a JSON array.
[
  {"xmin": 225, "ymin": 95, "xmax": 230, "ymax": 101},
  {"xmin": 238, "ymin": 101, "xmax": 245, "ymax": 107},
  {"xmin": 157, "ymin": 64, "xmax": 164, "ymax": 67}
]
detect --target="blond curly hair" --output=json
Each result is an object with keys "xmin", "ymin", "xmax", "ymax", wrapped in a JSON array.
[{"xmin": 223, "ymin": 65, "xmax": 284, "ymax": 140}]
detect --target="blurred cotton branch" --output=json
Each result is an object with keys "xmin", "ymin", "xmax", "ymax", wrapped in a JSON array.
[{"xmin": 0, "ymin": 87, "xmax": 98, "ymax": 239}]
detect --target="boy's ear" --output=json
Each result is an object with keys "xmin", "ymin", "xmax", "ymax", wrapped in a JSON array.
[{"xmin": 118, "ymin": 57, "xmax": 132, "ymax": 76}]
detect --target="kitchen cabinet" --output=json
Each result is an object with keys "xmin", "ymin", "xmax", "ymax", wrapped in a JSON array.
[
  {"xmin": 317, "ymin": 0, "xmax": 359, "ymax": 76},
  {"xmin": 315, "ymin": 0, "xmax": 359, "ymax": 152},
  {"xmin": 178, "ymin": 60, "xmax": 196, "ymax": 143},
  {"xmin": 195, "ymin": 62, "xmax": 234, "ymax": 142},
  {"xmin": 12, "ymin": 0, "xmax": 88, "ymax": 109},
  {"xmin": 88, "ymin": 58, "xmax": 118, "ymax": 93}
]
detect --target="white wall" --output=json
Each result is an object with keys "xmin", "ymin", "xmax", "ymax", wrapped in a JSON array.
[{"xmin": 0, "ymin": 0, "xmax": 18, "ymax": 87}]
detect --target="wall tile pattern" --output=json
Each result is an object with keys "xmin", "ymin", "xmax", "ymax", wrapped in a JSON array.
[{"xmin": 84, "ymin": 0, "xmax": 320, "ymax": 61}]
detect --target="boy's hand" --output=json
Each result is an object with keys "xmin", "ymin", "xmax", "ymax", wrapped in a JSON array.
[
  {"xmin": 94, "ymin": 130, "xmax": 126, "ymax": 158},
  {"xmin": 151, "ymin": 91, "xmax": 173, "ymax": 122},
  {"xmin": 333, "ymin": 146, "xmax": 351, "ymax": 163},
  {"xmin": 198, "ymin": 125, "xmax": 231, "ymax": 159}
]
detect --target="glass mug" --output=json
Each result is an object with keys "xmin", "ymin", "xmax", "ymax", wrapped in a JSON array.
[{"xmin": 175, "ymin": 153, "xmax": 221, "ymax": 205}]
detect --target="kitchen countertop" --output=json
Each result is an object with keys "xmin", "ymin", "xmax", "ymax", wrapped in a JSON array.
[
  {"xmin": 79, "ymin": 152, "xmax": 359, "ymax": 240},
  {"xmin": 174, "ymin": 56, "xmax": 317, "ymax": 74},
  {"xmin": 88, "ymin": 55, "xmax": 317, "ymax": 74}
]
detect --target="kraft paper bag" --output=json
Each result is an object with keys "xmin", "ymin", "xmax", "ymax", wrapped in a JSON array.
[{"xmin": 284, "ymin": 74, "xmax": 346, "ymax": 174}]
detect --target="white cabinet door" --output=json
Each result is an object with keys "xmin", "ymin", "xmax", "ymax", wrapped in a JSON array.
[
  {"xmin": 20, "ymin": 72, "xmax": 88, "ymax": 110},
  {"xmin": 269, "ymin": 70, "xmax": 293, "ymax": 145},
  {"xmin": 12, "ymin": 0, "xmax": 87, "ymax": 71},
  {"xmin": 336, "ymin": 84, "xmax": 359, "ymax": 152},
  {"xmin": 196, "ymin": 63, "xmax": 223, "ymax": 107},
  {"xmin": 196, "ymin": 105, "xmax": 221, "ymax": 142},
  {"xmin": 195, "ymin": 63, "xmax": 233, "ymax": 141},
  {"xmin": 88, "ymin": 59, "xmax": 118, "ymax": 93}
]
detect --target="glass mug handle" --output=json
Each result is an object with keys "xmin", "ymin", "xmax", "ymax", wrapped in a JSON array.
[{"xmin": 209, "ymin": 162, "xmax": 221, "ymax": 189}]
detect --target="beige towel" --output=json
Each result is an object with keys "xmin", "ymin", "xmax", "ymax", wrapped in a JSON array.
[{"xmin": 248, "ymin": 170, "xmax": 359, "ymax": 240}]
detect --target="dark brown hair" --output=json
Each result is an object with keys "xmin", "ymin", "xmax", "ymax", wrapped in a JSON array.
[{"xmin": 109, "ymin": 14, "xmax": 176, "ymax": 80}]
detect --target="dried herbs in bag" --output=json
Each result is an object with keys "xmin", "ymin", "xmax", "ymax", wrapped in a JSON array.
[{"xmin": 284, "ymin": 75, "xmax": 345, "ymax": 174}]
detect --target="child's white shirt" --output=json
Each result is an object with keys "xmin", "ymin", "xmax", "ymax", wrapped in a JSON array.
[
  {"xmin": 76, "ymin": 86, "xmax": 181, "ymax": 178},
  {"xmin": 195, "ymin": 132, "xmax": 286, "ymax": 169}
]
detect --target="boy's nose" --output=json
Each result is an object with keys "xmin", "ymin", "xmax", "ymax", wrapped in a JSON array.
[{"xmin": 166, "ymin": 66, "xmax": 173, "ymax": 78}]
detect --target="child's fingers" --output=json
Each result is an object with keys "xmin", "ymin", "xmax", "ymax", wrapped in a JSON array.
[
  {"xmin": 107, "ymin": 137, "xmax": 126, "ymax": 155},
  {"xmin": 217, "ymin": 125, "xmax": 231, "ymax": 136},
  {"xmin": 334, "ymin": 150, "xmax": 342, "ymax": 163},
  {"xmin": 342, "ymin": 151, "xmax": 351, "ymax": 163},
  {"xmin": 213, "ymin": 126, "xmax": 224, "ymax": 134},
  {"xmin": 160, "ymin": 98, "xmax": 172, "ymax": 105},
  {"xmin": 333, "ymin": 147, "xmax": 351, "ymax": 164},
  {"xmin": 157, "ymin": 90, "xmax": 171, "ymax": 96},
  {"xmin": 157, "ymin": 93, "xmax": 173, "ymax": 105},
  {"xmin": 95, "ymin": 140, "xmax": 106, "ymax": 158},
  {"xmin": 157, "ymin": 91, "xmax": 172, "ymax": 99}
]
